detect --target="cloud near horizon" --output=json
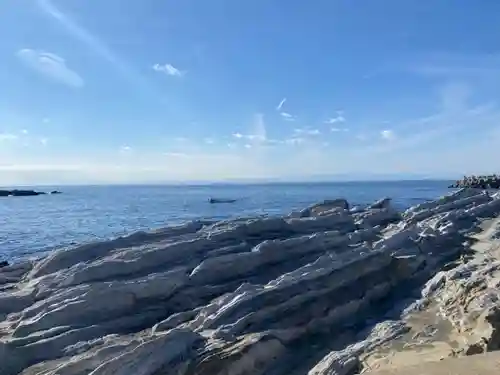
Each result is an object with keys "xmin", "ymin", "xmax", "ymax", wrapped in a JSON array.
[
  {"xmin": 0, "ymin": 134, "xmax": 19, "ymax": 142},
  {"xmin": 3, "ymin": 95, "xmax": 500, "ymax": 185}
]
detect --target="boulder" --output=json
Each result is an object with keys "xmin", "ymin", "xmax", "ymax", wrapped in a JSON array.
[
  {"xmin": 308, "ymin": 199, "xmax": 350, "ymax": 216},
  {"xmin": 368, "ymin": 197, "xmax": 392, "ymax": 210}
]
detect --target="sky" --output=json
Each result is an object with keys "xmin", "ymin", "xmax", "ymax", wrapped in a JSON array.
[{"xmin": 1, "ymin": 0, "xmax": 500, "ymax": 185}]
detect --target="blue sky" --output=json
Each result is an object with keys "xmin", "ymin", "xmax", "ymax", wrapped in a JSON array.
[{"xmin": 1, "ymin": 0, "xmax": 500, "ymax": 184}]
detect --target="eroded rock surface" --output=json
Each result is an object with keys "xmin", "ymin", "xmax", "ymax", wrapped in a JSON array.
[{"xmin": 2, "ymin": 188, "xmax": 500, "ymax": 375}]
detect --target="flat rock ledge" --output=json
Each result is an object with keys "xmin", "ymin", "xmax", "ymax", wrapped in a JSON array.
[{"xmin": 2, "ymin": 189, "xmax": 500, "ymax": 375}]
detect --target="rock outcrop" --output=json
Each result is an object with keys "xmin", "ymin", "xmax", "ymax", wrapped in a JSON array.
[
  {"xmin": 0, "ymin": 189, "xmax": 61, "ymax": 197},
  {"xmin": 2, "ymin": 188, "xmax": 500, "ymax": 375}
]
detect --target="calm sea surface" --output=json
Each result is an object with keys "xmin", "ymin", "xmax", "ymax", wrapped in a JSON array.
[{"xmin": 0, "ymin": 181, "xmax": 452, "ymax": 261}]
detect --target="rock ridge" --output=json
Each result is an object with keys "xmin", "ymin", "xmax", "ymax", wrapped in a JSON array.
[{"xmin": 1, "ymin": 188, "xmax": 500, "ymax": 374}]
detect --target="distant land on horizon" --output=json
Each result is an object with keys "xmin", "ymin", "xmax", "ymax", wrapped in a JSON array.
[
  {"xmin": 182, "ymin": 174, "xmax": 453, "ymax": 185},
  {"xmin": 1, "ymin": 173, "xmax": 457, "ymax": 189}
]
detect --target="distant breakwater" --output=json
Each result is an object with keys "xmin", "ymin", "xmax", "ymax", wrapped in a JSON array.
[{"xmin": 449, "ymin": 175, "xmax": 500, "ymax": 189}]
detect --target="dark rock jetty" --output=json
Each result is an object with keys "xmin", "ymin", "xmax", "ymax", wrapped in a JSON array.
[
  {"xmin": 0, "ymin": 189, "xmax": 62, "ymax": 197},
  {"xmin": 449, "ymin": 174, "xmax": 500, "ymax": 189}
]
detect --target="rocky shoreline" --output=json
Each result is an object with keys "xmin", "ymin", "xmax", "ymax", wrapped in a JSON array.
[{"xmin": 1, "ymin": 189, "xmax": 500, "ymax": 374}]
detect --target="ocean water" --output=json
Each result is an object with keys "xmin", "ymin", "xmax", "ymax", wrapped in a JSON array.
[{"xmin": 0, "ymin": 180, "xmax": 452, "ymax": 261}]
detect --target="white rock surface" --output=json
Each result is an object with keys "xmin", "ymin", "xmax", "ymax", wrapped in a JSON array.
[{"xmin": 2, "ymin": 190, "xmax": 500, "ymax": 375}]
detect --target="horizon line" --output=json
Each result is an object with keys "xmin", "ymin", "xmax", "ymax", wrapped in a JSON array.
[{"xmin": 0, "ymin": 177, "xmax": 455, "ymax": 188}]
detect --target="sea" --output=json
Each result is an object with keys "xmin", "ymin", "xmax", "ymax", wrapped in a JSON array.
[{"xmin": 0, "ymin": 180, "xmax": 453, "ymax": 262}]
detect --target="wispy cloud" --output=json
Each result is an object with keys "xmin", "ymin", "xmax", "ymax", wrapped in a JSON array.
[
  {"xmin": 231, "ymin": 114, "xmax": 272, "ymax": 148},
  {"xmin": 280, "ymin": 112, "xmax": 296, "ymax": 121},
  {"xmin": 355, "ymin": 96, "xmax": 497, "ymax": 158},
  {"xmin": 17, "ymin": 49, "xmax": 84, "ymax": 88},
  {"xmin": 413, "ymin": 65, "xmax": 500, "ymax": 78},
  {"xmin": 36, "ymin": 0, "xmax": 160, "ymax": 97},
  {"xmin": 274, "ymin": 98, "xmax": 296, "ymax": 121},
  {"xmin": 252, "ymin": 113, "xmax": 267, "ymax": 142},
  {"xmin": 0, "ymin": 134, "xmax": 19, "ymax": 142},
  {"xmin": 40, "ymin": 137, "xmax": 48, "ymax": 146},
  {"xmin": 380, "ymin": 129, "xmax": 395, "ymax": 140},
  {"xmin": 37, "ymin": 0, "xmax": 125, "ymax": 70},
  {"xmin": 410, "ymin": 53, "xmax": 500, "ymax": 80},
  {"xmin": 276, "ymin": 98, "xmax": 287, "ymax": 111},
  {"xmin": 325, "ymin": 112, "xmax": 346, "ymax": 124},
  {"xmin": 330, "ymin": 127, "xmax": 349, "ymax": 132},
  {"xmin": 294, "ymin": 128, "xmax": 320, "ymax": 136},
  {"xmin": 120, "ymin": 145, "xmax": 132, "ymax": 153},
  {"xmin": 367, "ymin": 81, "xmax": 476, "ymax": 153},
  {"xmin": 153, "ymin": 63, "xmax": 185, "ymax": 77},
  {"xmin": 204, "ymin": 137, "xmax": 215, "ymax": 144}
]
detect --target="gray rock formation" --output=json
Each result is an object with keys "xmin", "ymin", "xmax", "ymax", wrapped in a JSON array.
[
  {"xmin": 0, "ymin": 189, "xmax": 51, "ymax": 197},
  {"xmin": 1, "ymin": 190, "xmax": 500, "ymax": 375}
]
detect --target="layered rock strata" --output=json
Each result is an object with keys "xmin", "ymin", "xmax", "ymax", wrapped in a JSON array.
[{"xmin": 1, "ymin": 188, "xmax": 500, "ymax": 375}]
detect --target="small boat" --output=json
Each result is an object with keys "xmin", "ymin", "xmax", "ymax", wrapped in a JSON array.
[{"xmin": 209, "ymin": 197, "xmax": 237, "ymax": 204}]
